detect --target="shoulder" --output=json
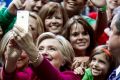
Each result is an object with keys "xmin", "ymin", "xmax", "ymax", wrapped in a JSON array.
[{"xmin": 61, "ymin": 71, "xmax": 82, "ymax": 80}]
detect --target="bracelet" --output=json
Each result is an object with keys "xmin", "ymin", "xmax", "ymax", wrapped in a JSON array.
[
  {"xmin": 98, "ymin": 6, "xmax": 106, "ymax": 12},
  {"xmin": 29, "ymin": 53, "xmax": 40, "ymax": 64}
]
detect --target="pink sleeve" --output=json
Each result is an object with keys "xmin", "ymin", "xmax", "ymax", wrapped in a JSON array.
[{"xmin": 32, "ymin": 58, "xmax": 81, "ymax": 80}]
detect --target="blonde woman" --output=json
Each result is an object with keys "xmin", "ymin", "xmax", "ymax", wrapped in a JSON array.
[
  {"xmin": 0, "ymin": 12, "xmax": 44, "ymax": 80},
  {"xmin": 2, "ymin": 28, "xmax": 81, "ymax": 80}
]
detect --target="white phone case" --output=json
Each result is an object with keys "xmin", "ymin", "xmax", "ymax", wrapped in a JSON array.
[{"xmin": 16, "ymin": 10, "xmax": 29, "ymax": 32}]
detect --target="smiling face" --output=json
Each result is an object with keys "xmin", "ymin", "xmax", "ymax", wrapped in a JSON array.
[
  {"xmin": 16, "ymin": 51, "xmax": 29, "ymax": 69},
  {"xmin": 90, "ymin": 53, "xmax": 110, "ymax": 77},
  {"xmin": 69, "ymin": 23, "xmax": 90, "ymax": 55},
  {"xmin": 24, "ymin": 0, "xmax": 48, "ymax": 14},
  {"xmin": 38, "ymin": 39, "xmax": 64, "ymax": 69},
  {"xmin": 64, "ymin": 0, "xmax": 85, "ymax": 13},
  {"xmin": 45, "ymin": 9, "xmax": 63, "ymax": 35}
]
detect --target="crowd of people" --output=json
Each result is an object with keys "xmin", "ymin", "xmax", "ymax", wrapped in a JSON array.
[{"xmin": 0, "ymin": 0, "xmax": 120, "ymax": 80}]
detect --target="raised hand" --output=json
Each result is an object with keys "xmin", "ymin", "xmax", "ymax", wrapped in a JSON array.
[
  {"xmin": 12, "ymin": 0, "xmax": 26, "ymax": 9},
  {"xmin": 12, "ymin": 25, "xmax": 43, "ymax": 67},
  {"xmin": 6, "ymin": 37, "xmax": 22, "ymax": 61},
  {"xmin": 12, "ymin": 25, "xmax": 35, "ymax": 54},
  {"xmin": 8, "ymin": 0, "xmax": 26, "ymax": 15},
  {"xmin": 90, "ymin": 0, "xmax": 106, "ymax": 8}
]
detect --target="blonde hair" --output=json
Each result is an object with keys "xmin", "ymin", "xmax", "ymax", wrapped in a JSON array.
[
  {"xmin": 29, "ymin": 12, "xmax": 44, "ymax": 37},
  {"xmin": 36, "ymin": 32, "xmax": 75, "ymax": 70},
  {"xmin": 0, "ymin": 31, "xmax": 13, "ymax": 59},
  {"xmin": 0, "ymin": 12, "xmax": 44, "ymax": 59}
]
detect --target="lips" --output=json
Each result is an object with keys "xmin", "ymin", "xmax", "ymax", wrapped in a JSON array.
[
  {"xmin": 92, "ymin": 67, "xmax": 100, "ymax": 73},
  {"xmin": 67, "ymin": 1, "xmax": 76, "ymax": 6},
  {"xmin": 43, "ymin": 55, "xmax": 53, "ymax": 61},
  {"xmin": 76, "ymin": 42, "xmax": 86, "ymax": 46}
]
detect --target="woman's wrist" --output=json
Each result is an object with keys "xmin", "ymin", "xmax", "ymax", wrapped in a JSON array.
[
  {"xmin": 98, "ymin": 6, "xmax": 106, "ymax": 12},
  {"xmin": 29, "ymin": 49, "xmax": 44, "ymax": 67}
]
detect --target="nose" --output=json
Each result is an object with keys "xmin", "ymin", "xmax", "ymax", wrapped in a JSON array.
[
  {"xmin": 78, "ymin": 33, "xmax": 84, "ymax": 39},
  {"xmin": 51, "ymin": 17, "xmax": 58, "ymax": 25},
  {"xmin": 52, "ymin": 17, "xmax": 57, "ymax": 22},
  {"xmin": 40, "ymin": 49, "xmax": 49, "ymax": 56},
  {"xmin": 42, "ymin": 53, "xmax": 49, "ymax": 57},
  {"xmin": 93, "ymin": 61, "xmax": 99, "ymax": 67}
]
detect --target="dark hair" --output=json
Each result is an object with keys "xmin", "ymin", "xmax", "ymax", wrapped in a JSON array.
[
  {"xmin": 62, "ymin": 15, "xmax": 96, "ymax": 56},
  {"xmin": 89, "ymin": 45, "xmax": 115, "ymax": 79}
]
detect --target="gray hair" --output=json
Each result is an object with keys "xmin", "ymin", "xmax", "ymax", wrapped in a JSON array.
[
  {"xmin": 36, "ymin": 32, "xmax": 75, "ymax": 70},
  {"xmin": 115, "ymin": 13, "xmax": 120, "ymax": 32}
]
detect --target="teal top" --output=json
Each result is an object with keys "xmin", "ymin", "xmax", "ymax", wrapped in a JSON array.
[
  {"xmin": 0, "ymin": 7, "xmax": 96, "ymax": 34},
  {"xmin": 82, "ymin": 68, "xmax": 94, "ymax": 80},
  {"xmin": 0, "ymin": 7, "xmax": 16, "ymax": 34},
  {"xmin": 82, "ymin": 15, "xmax": 96, "ymax": 26}
]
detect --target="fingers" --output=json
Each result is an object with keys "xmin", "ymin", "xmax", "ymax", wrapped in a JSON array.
[
  {"xmin": 12, "ymin": 0, "xmax": 26, "ymax": 9},
  {"xmin": 12, "ymin": 25, "xmax": 26, "ymax": 39},
  {"xmin": 72, "ymin": 60, "xmax": 81, "ymax": 69},
  {"xmin": 74, "ymin": 67, "xmax": 85, "ymax": 75}
]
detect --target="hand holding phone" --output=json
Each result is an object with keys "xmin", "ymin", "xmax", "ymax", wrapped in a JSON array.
[{"xmin": 15, "ymin": 10, "xmax": 29, "ymax": 32}]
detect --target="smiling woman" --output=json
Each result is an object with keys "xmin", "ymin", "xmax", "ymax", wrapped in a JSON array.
[
  {"xmin": 1, "ymin": 28, "xmax": 81, "ymax": 80},
  {"xmin": 39, "ymin": 2, "xmax": 68, "ymax": 35},
  {"xmin": 82, "ymin": 45, "xmax": 115, "ymax": 80}
]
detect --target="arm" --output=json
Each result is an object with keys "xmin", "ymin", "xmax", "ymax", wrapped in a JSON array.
[
  {"xmin": 90, "ymin": 0, "xmax": 107, "ymax": 41},
  {"xmin": 95, "ymin": 8, "xmax": 107, "ymax": 41},
  {"xmin": 2, "ymin": 38, "xmax": 21, "ymax": 80},
  {"xmin": 32, "ymin": 58, "xmax": 81, "ymax": 80},
  {"xmin": 12, "ymin": 26, "xmax": 81, "ymax": 80},
  {"xmin": 0, "ymin": 0, "xmax": 26, "ymax": 34}
]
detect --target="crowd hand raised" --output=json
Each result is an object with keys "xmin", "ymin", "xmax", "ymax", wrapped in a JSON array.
[
  {"xmin": 12, "ymin": 0, "xmax": 26, "ymax": 9},
  {"xmin": 90, "ymin": 0, "xmax": 106, "ymax": 8},
  {"xmin": 6, "ymin": 37, "xmax": 22, "ymax": 61},
  {"xmin": 5, "ymin": 37, "xmax": 22, "ymax": 73},
  {"xmin": 72, "ymin": 57, "xmax": 89, "ymax": 69},
  {"xmin": 12, "ymin": 25, "xmax": 36, "ymax": 55},
  {"xmin": 12, "ymin": 26, "xmax": 43, "ymax": 67},
  {"xmin": 8, "ymin": 0, "xmax": 26, "ymax": 15}
]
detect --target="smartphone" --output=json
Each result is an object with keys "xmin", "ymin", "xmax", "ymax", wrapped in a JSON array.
[{"xmin": 16, "ymin": 10, "xmax": 29, "ymax": 32}]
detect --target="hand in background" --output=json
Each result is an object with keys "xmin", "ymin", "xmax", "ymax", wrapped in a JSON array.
[{"xmin": 90, "ymin": 0, "xmax": 106, "ymax": 8}]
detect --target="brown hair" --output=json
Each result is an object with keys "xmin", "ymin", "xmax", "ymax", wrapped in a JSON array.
[
  {"xmin": 89, "ymin": 45, "xmax": 115, "ymax": 79},
  {"xmin": 39, "ymin": 2, "xmax": 68, "ymax": 34},
  {"xmin": 62, "ymin": 15, "xmax": 96, "ymax": 56}
]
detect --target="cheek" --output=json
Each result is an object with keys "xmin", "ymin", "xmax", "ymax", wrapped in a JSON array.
[
  {"xmin": 109, "ymin": 36, "xmax": 119, "ymax": 49},
  {"xmin": 58, "ymin": 19, "xmax": 63, "ymax": 25},
  {"xmin": 70, "ymin": 36, "xmax": 76, "ymax": 42},
  {"xmin": 100, "ymin": 64, "xmax": 110, "ymax": 74},
  {"xmin": 51, "ymin": 52, "xmax": 64, "ymax": 68},
  {"xmin": 52, "ymin": 52, "xmax": 63, "ymax": 60},
  {"xmin": 45, "ymin": 20, "xmax": 50, "ymax": 26}
]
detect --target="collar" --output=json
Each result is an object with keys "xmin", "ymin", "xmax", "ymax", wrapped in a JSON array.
[{"xmin": 116, "ymin": 65, "xmax": 120, "ymax": 76}]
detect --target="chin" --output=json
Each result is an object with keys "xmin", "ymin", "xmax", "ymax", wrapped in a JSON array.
[{"xmin": 16, "ymin": 64, "xmax": 25, "ymax": 69}]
